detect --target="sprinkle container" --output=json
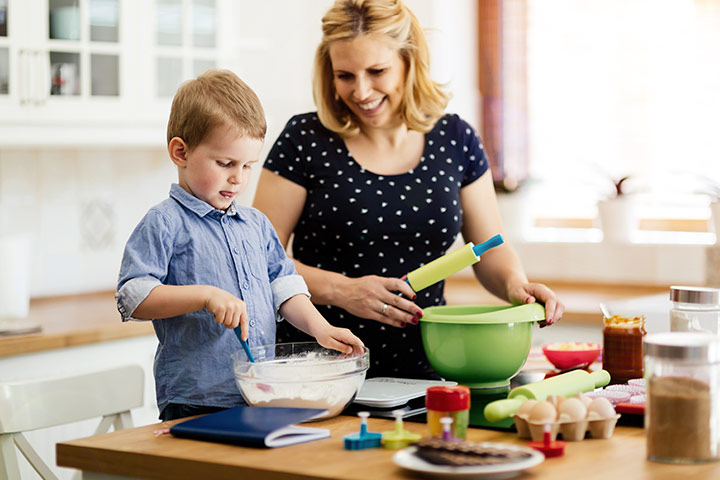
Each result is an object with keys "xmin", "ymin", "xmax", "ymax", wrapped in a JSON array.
[{"xmin": 426, "ymin": 385, "xmax": 470, "ymax": 440}]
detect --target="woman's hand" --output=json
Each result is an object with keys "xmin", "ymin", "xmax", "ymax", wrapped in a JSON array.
[
  {"xmin": 334, "ymin": 275, "xmax": 423, "ymax": 328},
  {"xmin": 507, "ymin": 282, "xmax": 565, "ymax": 327},
  {"xmin": 204, "ymin": 287, "xmax": 249, "ymax": 339}
]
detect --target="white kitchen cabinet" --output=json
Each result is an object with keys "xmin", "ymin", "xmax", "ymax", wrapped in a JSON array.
[{"xmin": 0, "ymin": 0, "xmax": 229, "ymax": 147}]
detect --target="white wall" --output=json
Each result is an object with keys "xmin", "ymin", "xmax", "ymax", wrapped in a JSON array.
[{"xmin": 0, "ymin": 148, "xmax": 175, "ymax": 297}]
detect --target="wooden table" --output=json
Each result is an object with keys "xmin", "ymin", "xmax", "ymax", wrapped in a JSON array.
[{"xmin": 57, "ymin": 414, "xmax": 719, "ymax": 480}]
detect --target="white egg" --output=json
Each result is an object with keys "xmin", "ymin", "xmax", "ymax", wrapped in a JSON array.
[
  {"xmin": 587, "ymin": 397, "xmax": 616, "ymax": 419},
  {"xmin": 557, "ymin": 397, "xmax": 587, "ymax": 422},
  {"xmin": 576, "ymin": 393, "xmax": 593, "ymax": 407},
  {"xmin": 546, "ymin": 394, "xmax": 564, "ymax": 408},
  {"xmin": 517, "ymin": 399, "xmax": 538, "ymax": 418},
  {"xmin": 528, "ymin": 401, "xmax": 557, "ymax": 423}
]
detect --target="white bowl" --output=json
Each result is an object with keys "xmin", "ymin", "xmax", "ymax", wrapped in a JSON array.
[{"xmin": 232, "ymin": 342, "xmax": 369, "ymax": 419}]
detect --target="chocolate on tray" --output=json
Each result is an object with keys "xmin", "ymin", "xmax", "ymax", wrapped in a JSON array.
[{"xmin": 412, "ymin": 437, "xmax": 532, "ymax": 466}]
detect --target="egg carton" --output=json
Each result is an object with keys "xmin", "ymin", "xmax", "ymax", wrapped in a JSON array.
[{"xmin": 512, "ymin": 414, "xmax": 621, "ymax": 442}]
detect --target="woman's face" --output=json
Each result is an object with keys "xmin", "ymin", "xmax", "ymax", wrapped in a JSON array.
[{"xmin": 329, "ymin": 34, "xmax": 407, "ymax": 131}]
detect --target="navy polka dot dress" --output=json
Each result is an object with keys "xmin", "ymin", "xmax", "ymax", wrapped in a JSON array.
[{"xmin": 264, "ymin": 112, "xmax": 489, "ymax": 378}]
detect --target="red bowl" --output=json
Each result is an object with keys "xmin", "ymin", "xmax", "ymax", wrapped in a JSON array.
[{"xmin": 542, "ymin": 342, "xmax": 602, "ymax": 370}]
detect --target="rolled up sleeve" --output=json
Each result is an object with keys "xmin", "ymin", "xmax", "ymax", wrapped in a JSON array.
[
  {"xmin": 271, "ymin": 274, "xmax": 310, "ymax": 322},
  {"xmin": 116, "ymin": 276, "xmax": 162, "ymax": 321}
]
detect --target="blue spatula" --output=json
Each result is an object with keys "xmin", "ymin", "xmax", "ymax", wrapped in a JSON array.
[{"xmin": 234, "ymin": 329, "xmax": 255, "ymax": 362}]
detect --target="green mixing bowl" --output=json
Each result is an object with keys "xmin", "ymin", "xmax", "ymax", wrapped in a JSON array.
[{"xmin": 420, "ymin": 304, "xmax": 544, "ymax": 389}]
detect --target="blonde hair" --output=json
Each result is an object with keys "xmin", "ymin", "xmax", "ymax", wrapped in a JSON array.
[
  {"xmin": 167, "ymin": 69, "xmax": 266, "ymax": 149},
  {"xmin": 313, "ymin": 0, "xmax": 450, "ymax": 137}
]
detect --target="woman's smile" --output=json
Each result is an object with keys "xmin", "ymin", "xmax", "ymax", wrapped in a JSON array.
[{"xmin": 356, "ymin": 97, "xmax": 386, "ymax": 113}]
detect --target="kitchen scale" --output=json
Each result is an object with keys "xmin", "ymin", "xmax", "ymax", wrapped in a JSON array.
[{"xmin": 347, "ymin": 378, "xmax": 457, "ymax": 421}]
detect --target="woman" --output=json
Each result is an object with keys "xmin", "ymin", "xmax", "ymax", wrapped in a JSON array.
[{"xmin": 253, "ymin": 0, "xmax": 564, "ymax": 378}]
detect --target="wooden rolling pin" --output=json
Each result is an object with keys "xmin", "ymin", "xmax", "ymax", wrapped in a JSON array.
[{"xmin": 484, "ymin": 369, "xmax": 611, "ymax": 423}]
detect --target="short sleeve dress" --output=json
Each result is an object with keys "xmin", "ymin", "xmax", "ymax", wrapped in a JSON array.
[{"xmin": 263, "ymin": 112, "xmax": 490, "ymax": 378}]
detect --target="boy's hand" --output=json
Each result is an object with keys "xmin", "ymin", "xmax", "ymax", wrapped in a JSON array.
[
  {"xmin": 280, "ymin": 294, "xmax": 364, "ymax": 354},
  {"xmin": 204, "ymin": 287, "xmax": 250, "ymax": 340},
  {"xmin": 314, "ymin": 325, "xmax": 365, "ymax": 355}
]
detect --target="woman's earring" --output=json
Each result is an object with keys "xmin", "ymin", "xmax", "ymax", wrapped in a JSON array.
[{"xmin": 334, "ymin": 91, "xmax": 340, "ymax": 101}]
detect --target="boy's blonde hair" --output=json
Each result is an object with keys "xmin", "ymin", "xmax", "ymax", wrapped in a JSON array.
[
  {"xmin": 314, "ymin": 0, "xmax": 450, "ymax": 137},
  {"xmin": 167, "ymin": 69, "xmax": 266, "ymax": 149}
]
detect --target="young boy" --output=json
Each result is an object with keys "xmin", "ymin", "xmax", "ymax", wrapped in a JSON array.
[{"xmin": 116, "ymin": 69, "xmax": 364, "ymax": 421}]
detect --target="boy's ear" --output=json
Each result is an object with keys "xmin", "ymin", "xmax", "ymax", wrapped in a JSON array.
[{"xmin": 168, "ymin": 137, "xmax": 189, "ymax": 167}]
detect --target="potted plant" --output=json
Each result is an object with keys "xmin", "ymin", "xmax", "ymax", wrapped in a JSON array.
[
  {"xmin": 700, "ymin": 180, "xmax": 720, "ymax": 243},
  {"xmin": 596, "ymin": 175, "xmax": 638, "ymax": 243},
  {"xmin": 686, "ymin": 173, "xmax": 720, "ymax": 243},
  {"xmin": 707, "ymin": 183, "xmax": 720, "ymax": 243}
]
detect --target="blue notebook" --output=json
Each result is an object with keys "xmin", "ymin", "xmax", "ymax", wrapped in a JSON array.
[{"xmin": 169, "ymin": 406, "xmax": 330, "ymax": 448}]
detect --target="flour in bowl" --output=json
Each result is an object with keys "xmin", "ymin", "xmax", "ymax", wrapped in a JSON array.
[{"xmin": 236, "ymin": 351, "xmax": 367, "ymax": 417}]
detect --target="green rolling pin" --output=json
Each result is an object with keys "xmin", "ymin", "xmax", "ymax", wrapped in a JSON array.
[
  {"xmin": 483, "ymin": 369, "xmax": 611, "ymax": 423},
  {"xmin": 405, "ymin": 234, "xmax": 504, "ymax": 292}
]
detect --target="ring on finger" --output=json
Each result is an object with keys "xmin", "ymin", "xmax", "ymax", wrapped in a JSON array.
[{"xmin": 381, "ymin": 303, "xmax": 389, "ymax": 315}]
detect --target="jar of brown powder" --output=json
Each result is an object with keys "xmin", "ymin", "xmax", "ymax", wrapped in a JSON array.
[{"xmin": 645, "ymin": 332, "xmax": 720, "ymax": 463}]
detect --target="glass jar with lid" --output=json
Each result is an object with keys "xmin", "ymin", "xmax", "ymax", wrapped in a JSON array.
[
  {"xmin": 645, "ymin": 332, "xmax": 720, "ymax": 463},
  {"xmin": 602, "ymin": 315, "xmax": 646, "ymax": 384},
  {"xmin": 669, "ymin": 286, "xmax": 720, "ymax": 335}
]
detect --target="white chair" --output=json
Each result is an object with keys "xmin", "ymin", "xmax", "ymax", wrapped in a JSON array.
[{"xmin": 0, "ymin": 364, "xmax": 144, "ymax": 480}]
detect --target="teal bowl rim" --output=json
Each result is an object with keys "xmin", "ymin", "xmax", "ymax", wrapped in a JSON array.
[{"xmin": 419, "ymin": 303, "xmax": 545, "ymax": 325}]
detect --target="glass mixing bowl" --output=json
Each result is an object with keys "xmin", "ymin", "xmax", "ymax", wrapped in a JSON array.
[{"xmin": 232, "ymin": 342, "xmax": 369, "ymax": 419}]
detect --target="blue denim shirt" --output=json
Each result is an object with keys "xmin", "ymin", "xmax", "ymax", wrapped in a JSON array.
[{"xmin": 116, "ymin": 184, "xmax": 308, "ymax": 412}]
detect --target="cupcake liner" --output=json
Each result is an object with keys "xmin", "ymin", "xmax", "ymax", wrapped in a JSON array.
[
  {"xmin": 584, "ymin": 389, "xmax": 631, "ymax": 405},
  {"xmin": 605, "ymin": 384, "xmax": 645, "ymax": 394}
]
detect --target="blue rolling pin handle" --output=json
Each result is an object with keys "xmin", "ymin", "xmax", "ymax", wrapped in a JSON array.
[
  {"xmin": 395, "ymin": 278, "xmax": 412, "ymax": 299},
  {"xmin": 234, "ymin": 328, "xmax": 255, "ymax": 362},
  {"xmin": 471, "ymin": 234, "xmax": 504, "ymax": 258}
]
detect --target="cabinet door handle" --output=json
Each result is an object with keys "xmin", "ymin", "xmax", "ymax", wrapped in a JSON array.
[
  {"xmin": 33, "ymin": 50, "xmax": 50, "ymax": 105},
  {"xmin": 18, "ymin": 49, "xmax": 30, "ymax": 105}
]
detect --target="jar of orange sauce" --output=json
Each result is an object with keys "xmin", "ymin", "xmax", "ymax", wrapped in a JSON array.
[{"xmin": 602, "ymin": 315, "xmax": 646, "ymax": 384}]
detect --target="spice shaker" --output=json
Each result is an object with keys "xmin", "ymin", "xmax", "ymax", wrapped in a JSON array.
[
  {"xmin": 602, "ymin": 315, "xmax": 646, "ymax": 384},
  {"xmin": 645, "ymin": 332, "xmax": 720, "ymax": 463},
  {"xmin": 426, "ymin": 385, "xmax": 470, "ymax": 440},
  {"xmin": 669, "ymin": 286, "xmax": 720, "ymax": 335}
]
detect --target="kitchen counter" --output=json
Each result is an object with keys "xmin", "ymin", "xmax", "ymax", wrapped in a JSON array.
[
  {"xmin": 1, "ymin": 280, "xmax": 668, "ymax": 358},
  {"xmin": 57, "ymin": 413, "xmax": 719, "ymax": 480},
  {"xmin": 0, "ymin": 291, "xmax": 153, "ymax": 358}
]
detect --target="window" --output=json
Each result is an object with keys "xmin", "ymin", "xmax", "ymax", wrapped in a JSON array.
[{"xmin": 524, "ymin": 0, "xmax": 720, "ymax": 227}]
